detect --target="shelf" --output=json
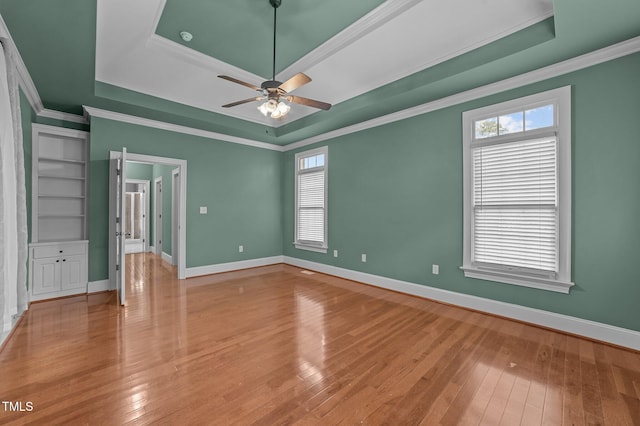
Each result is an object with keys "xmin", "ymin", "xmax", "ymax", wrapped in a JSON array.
[
  {"xmin": 38, "ymin": 214, "xmax": 85, "ymax": 218},
  {"xmin": 38, "ymin": 195, "xmax": 86, "ymax": 199},
  {"xmin": 39, "ymin": 174, "xmax": 86, "ymax": 181},
  {"xmin": 33, "ymin": 123, "xmax": 89, "ymax": 243},
  {"xmin": 39, "ymin": 157, "xmax": 86, "ymax": 165}
]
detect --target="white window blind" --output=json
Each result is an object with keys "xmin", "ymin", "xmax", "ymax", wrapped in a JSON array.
[
  {"xmin": 297, "ymin": 170, "xmax": 325, "ymax": 243},
  {"xmin": 472, "ymin": 137, "xmax": 557, "ymax": 273},
  {"xmin": 295, "ymin": 147, "xmax": 327, "ymax": 251}
]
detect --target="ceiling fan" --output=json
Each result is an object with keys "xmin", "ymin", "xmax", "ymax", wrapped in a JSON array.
[{"xmin": 218, "ymin": 0, "xmax": 331, "ymax": 119}]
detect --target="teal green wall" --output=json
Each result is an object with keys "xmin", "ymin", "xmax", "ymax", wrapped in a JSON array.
[
  {"xmin": 283, "ymin": 53, "xmax": 640, "ymax": 332},
  {"xmin": 125, "ymin": 162, "xmax": 153, "ymax": 181},
  {"xmin": 152, "ymin": 163, "xmax": 175, "ymax": 256},
  {"xmin": 88, "ymin": 118, "xmax": 283, "ymax": 281}
]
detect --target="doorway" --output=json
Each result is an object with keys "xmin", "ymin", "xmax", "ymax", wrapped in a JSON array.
[
  {"xmin": 109, "ymin": 151, "xmax": 187, "ymax": 305},
  {"xmin": 124, "ymin": 179, "xmax": 149, "ymax": 254},
  {"xmin": 171, "ymin": 168, "xmax": 180, "ymax": 266},
  {"xmin": 154, "ymin": 176, "xmax": 163, "ymax": 257}
]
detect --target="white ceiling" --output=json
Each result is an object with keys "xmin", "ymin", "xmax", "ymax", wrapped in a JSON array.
[{"xmin": 95, "ymin": 0, "xmax": 554, "ymax": 127}]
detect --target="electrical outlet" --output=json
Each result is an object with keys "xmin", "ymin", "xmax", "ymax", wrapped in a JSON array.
[
  {"xmin": 199, "ymin": 206, "xmax": 207, "ymax": 214},
  {"xmin": 432, "ymin": 264, "xmax": 439, "ymax": 275},
  {"xmin": 333, "ymin": 250, "xmax": 338, "ymax": 257},
  {"xmin": 239, "ymin": 245, "xmax": 244, "ymax": 253},
  {"xmin": 361, "ymin": 254, "xmax": 367, "ymax": 263}
]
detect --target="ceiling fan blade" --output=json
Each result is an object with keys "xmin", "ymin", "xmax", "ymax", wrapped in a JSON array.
[
  {"xmin": 287, "ymin": 95, "xmax": 331, "ymax": 111},
  {"xmin": 218, "ymin": 75, "xmax": 261, "ymax": 92},
  {"xmin": 278, "ymin": 73, "xmax": 311, "ymax": 94},
  {"xmin": 222, "ymin": 97, "xmax": 263, "ymax": 108}
]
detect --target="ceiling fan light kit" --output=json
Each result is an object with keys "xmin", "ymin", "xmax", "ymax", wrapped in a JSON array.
[{"xmin": 218, "ymin": 0, "xmax": 331, "ymax": 120}]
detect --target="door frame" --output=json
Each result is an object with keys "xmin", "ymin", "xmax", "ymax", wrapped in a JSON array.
[
  {"xmin": 109, "ymin": 151, "xmax": 187, "ymax": 281},
  {"xmin": 154, "ymin": 176, "xmax": 163, "ymax": 258},
  {"xmin": 125, "ymin": 178, "xmax": 150, "ymax": 254},
  {"xmin": 171, "ymin": 168, "xmax": 180, "ymax": 266}
]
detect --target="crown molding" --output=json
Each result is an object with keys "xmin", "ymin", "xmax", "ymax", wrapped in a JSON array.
[
  {"xmin": 278, "ymin": 0, "xmax": 422, "ymax": 78},
  {"xmin": 283, "ymin": 35, "xmax": 640, "ymax": 152},
  {"xmin": 1, "ymin": 14, "xmax": 87, "ymax": 124},
  {"xmin": 83, "ymin": 106, "xmax": 284, "ymax": 152},
  {"xmin": 38, "ymin": 107, "xmax": 88, "ymax": 124}
]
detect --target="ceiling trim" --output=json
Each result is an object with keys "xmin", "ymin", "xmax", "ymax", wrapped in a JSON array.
[
  {"xmin": 283, "ymin": 35, "xmax": 640, "ymax": 152},
  {"xmin": 279, "ymin": 0, "xmax": 422, "ymax": 78},
  {"xmin": 0, "ymin": 14, "xmax": 87, "ymax": 124},
  {"xmin": 83, "ymin": 106, "xmax": 284, "ymax": 152},
  {"xmin": 85, "ymin": 35, "xmax": 639, "ymax": 154},
  {"xmin": 145, "ymin": 34, "xmax": 272, "ymax": 127}
]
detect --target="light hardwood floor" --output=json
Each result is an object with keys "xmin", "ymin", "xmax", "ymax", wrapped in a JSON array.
[{"xmin": 1, "ymin": 253, "xmax": 639, "ymax": 425}]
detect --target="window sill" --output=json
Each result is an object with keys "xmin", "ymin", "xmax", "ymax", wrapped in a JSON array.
[
  {"xmin": 294, "ymin": 243, "xmax": 327, "ymax": 254},
  {"xmin": 460, "ymin": 266, "xmax": 574, "ymax": 294}
]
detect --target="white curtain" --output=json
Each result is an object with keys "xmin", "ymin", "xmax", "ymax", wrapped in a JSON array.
[{"xmin": 0, "ymin": 40, "xmax": 28, "ymax": 342}]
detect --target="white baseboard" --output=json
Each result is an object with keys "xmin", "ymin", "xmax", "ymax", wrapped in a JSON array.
[
  {"xmin": 186, "ymin": 256, "xmax": 284, "ymax": 278},
  {"xmin": 161, "ymin": 252, "xmax": 172, "ymax": 264},
  {"xmin": 29, "ymin": 288, "xmax": 86, "ymax": 302},
  {"xmin": 88, "ymin": 280, "xmax": 112, "ymax": 293},
  {"xmin": 283, "ymin": 256, "xmax": 640, "ymax": 351},
  {"xmin": 149, "ymin": 245, "xmax": 155, "ymax": 253}
]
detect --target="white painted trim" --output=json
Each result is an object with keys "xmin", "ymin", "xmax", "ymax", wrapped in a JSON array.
[
  {"xmin": 279, "ymin": 0, "xmax": 422, "ymax": 79},
  {"xmin": 32, "ymin": 123, "xmax": 88, "ymax": 139},
  {"xmin": 282, "ymin": 256, "xmax": 640, "ymax": 351},
  {"xmin": 88, "ymin": 279, "xmax": 112, "ymax": 293},
  {"xmin": 29, "ymin": 288, "xmax": 86, "ymax": 302},
  {"xmin": 149, "ymin": 245, "xmax": 155, "ymax": 253},
  {"xmin": 161, "ymin": 252, "xmax": 172, "ymax": 264},
  {"xmin": 186, "ymin": 256, "xmax": 284, "ymax": 278},
  {"xmin": 154, "ymin": 175, "xmax": 163, "ymax": 257},
  {"xmin": 283, "ymin": 35, "xmax": 640, "ymax": 151},
  {"xmin": 38, "ymin": 108, "xmax": 87, "ymax": 124},
  {"xmin": 294, "ymin": 244, "xmax": 328, "ymax": 254},
  {"xmin": 111, "ymin": 151, "xmax": 188, "ymax": 280},
  {"xmin": 83, "ymin": 106, "xmax": 283, "ymax": 152}
]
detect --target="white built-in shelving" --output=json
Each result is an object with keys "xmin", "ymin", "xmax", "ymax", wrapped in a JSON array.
[{"xmin": 30, "ymin": 124, "xmax": 89, "ymax": 300}]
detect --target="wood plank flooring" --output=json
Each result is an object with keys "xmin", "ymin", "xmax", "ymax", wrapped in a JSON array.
[{"xmin": 1, "ymin": 252, "xmax": 639, "ymax": 425}]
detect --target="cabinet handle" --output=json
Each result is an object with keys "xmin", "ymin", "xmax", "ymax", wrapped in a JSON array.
[
  {"xmin": 56, "ymin": 260, "xmax": 60, "ymax": 263},
  {"xmin": 63, "ymin": 259, "xmax": 66, "ymax": 262},
  {"xmin": 59, "ymin": 250, "xmax": 63, "ymax": 253}
]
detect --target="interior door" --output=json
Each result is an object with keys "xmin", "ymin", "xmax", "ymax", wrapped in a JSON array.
[
  {"xmin": 109, "ymin": 148, "xmax": 127, "ymax": 306},
  {"xmin": 118, "ymin": 148, "xmax": 127, "ymax": 305}
]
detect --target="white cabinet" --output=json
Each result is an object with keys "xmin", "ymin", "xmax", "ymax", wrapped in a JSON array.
[
  {"xmin": 30, "ymin": 241, "xmax": 88, "ymax": 301},
  {"xmin": 30, "ymin": 124, "xmax": 90, "ymax": 301}
]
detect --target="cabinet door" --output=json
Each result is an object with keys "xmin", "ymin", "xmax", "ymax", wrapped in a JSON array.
[
  {"xmin": 32, "ymin": 257, "xmax": 61, "ymax": 295},
  {"xmin": 60, "ymin": 254, "xmax": 86, "ymax": 290}
]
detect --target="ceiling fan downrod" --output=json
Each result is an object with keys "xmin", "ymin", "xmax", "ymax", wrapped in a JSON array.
[{"xmin": 269, "ymin": 0, "xmax": 281, "ymax": 82}]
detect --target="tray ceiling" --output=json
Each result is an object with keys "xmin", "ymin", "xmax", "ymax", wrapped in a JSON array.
[{"xmin": 95, "ymin": 0, "xmax": 554, "ymax": 127}]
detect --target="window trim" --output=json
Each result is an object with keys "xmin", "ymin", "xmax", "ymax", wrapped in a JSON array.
[
  {"xmin": 294, "ymin": 146, "xmax": 328, "ymax": 253},
  {"xmin": 461, "ymin": 86, "xmax": 573, "ymax": 293}
]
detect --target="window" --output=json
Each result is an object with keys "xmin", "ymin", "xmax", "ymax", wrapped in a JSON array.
[
  {"xmin": 295, "ymin": 147, "xmax": 328, "ymax": 253},
  {"xmin": 462, "ymin": 86, "xmax": 573, "ymax": 293}
]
